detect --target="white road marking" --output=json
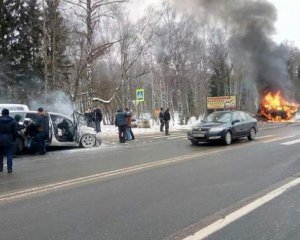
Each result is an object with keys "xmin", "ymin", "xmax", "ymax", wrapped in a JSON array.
[
  {"xmin": 183, "ymin": 177, "xmax": 300, "ymax": 240},
  {"xmin": 0, "ymin": 149, "xmax": 224, "ymax": 203},
  {"xmin": 255, "ymin": 135, "xmax": 275, "ymax": 140},
  {"xmin": 281, "ymin": 139, "xmax": 300, "ymax": 145},
  {"xmin": 167, "ymin": 135, "xmax": 187, "ymax": 140},
  {"xmin": 261, "ymin": 135, "xmax": 295, "ymax": 143},
  {"xmin": 153, "ymin": 134, "xmax": 185, "ymax": 139}
]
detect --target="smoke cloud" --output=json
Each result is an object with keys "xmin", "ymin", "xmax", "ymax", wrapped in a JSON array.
[
  {"xmin": 172, "ymin": 0, "xmax": 291, "ymax": 96},
  {"xmin": 29, "ymin": 91, "xmax": 75, "ymax": 116}
]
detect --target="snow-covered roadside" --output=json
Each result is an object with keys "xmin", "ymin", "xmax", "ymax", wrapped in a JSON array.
[{"xmin": 100, "ymin": 119, "xmax": 193, "ymax": 137}]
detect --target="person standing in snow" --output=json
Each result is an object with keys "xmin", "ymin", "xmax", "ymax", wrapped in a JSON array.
[
  {"xmin": 115, "ymin": 108, "xmax": 128, "ymax": 143},
  {"xmin": 124, "ymin": 108, "xmax": 134, "ymax": 140},
  {"xmin": 93, "ymin": 107, "xmax": 102, "ymax": 133},
  {"xmin": 159, "ymin": 107, "xmax": 165, "ymax": 132},
  {"xmin": 84, "ymin": 108, "xmax": 93, "ymax": 127},
  {"xmin": 164, "ymin": 108, "xmax": 171, "ymax": 135}
]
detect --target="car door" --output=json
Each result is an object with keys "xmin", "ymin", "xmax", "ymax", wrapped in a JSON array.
[
  {"xmin": 51, "ymin": 114, "xmax": 75, "ymax": 143},
  {"xmin": 72, "ymin": 111, "xmax": 84, "ymax": 143},
  {"xmin": 231, "ymin": 112, "xmax": 244, "ymax": 138},
  {"xmin": 239, "ymin": 111, "xmax": 251, "ymax": 136}
]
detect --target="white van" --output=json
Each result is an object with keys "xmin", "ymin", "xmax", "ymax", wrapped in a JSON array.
[{"xmin": 0, "ymin": 104, "xmax": 29, "ymax": 112}]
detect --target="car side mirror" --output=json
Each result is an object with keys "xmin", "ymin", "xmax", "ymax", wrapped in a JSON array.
[{"xmin": 232, "ymin": 119, "xmax": 240, "ymax": 125}]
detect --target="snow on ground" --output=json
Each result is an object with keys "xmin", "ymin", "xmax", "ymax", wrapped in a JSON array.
[{"xmin": 100, "ymin": 118, "xmax": 195, "ymax": 137}]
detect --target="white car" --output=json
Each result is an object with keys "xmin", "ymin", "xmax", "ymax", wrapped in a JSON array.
[
  {"xmin": 10, "ymin": 110, "xmax": 99, "ymax": 154},
  {"xmin": 0, "ymin": 104, "xmax": 29, "ymax": 112}
]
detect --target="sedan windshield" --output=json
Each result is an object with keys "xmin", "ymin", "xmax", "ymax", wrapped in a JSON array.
[{"xmin": 204, "ymin": 112, "xmax": 232, "ymax": 123}]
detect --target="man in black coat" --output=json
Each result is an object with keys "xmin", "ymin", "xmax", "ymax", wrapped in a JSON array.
[
  {"xmin": 93, "ymin": 107, "xmax": 102, "ymax": 133},
  {"xmin": 159, "ymin": 107, "xmax": 165, "ymax": 132},
  {"xmin": 35, "ymin": 107, "xmax": 49, "ymax": 155},
  {"xmin": 0, "ymin": 108, "xmax": 18, "ymax": 173},
  {"xmin": 84, "ymin": 108, "xmax": 93, "ymax": 127},
  {"xmin": 115, "ymin": 108, "xmax": 128, "ymax": 143},
  {"xmin": 164, "ymin": 108, "xmax": 171, "ymax": 135}
]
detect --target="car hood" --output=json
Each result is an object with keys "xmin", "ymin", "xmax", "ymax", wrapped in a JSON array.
[
  {"xmin": 79, "ymin": 126, "xmax": 96, "ymax": 135},
  {"xmin": 193, "ymin": 122, "xmax": 225, "ymax": 129}
]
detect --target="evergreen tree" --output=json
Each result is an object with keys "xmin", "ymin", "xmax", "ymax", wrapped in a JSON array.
[
  {"xmin": 45, "ymin": 0, "xmax": 70, "ymax": 92},
  {"xmin": 15, "ymin": 0, "xmax": 44, "ymax": 101},
  {"xmin": 0, "ymin": 0, "xmax": 44, "ymax": 102},
  {"xmin": 0, "ymin": 0, "xmax": 23, "ymax": 101}
]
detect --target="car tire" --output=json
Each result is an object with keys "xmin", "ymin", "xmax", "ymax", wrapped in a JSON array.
[
  {"xmin": 224, "ymin": 131, "xmax": 232, "ymax": 145},
  {"xmin": 191, "ymin": 140, "xmax": 199, "ymax": 145},
  {"xmin": 248, "ymin": 128, "xmax": 256, "ymax": 140},
  {"xmin": 80, "ymin": 134, "xmax": 96, "ymax": 148}
]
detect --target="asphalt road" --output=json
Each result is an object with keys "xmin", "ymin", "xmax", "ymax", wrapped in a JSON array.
[
  {"xmin": 210, "ymin": 184, "xmax": 300, "ymax": 240},
  {"xmin": 1, "ymin": 123, "xmax": 300, "ymax": 240}
]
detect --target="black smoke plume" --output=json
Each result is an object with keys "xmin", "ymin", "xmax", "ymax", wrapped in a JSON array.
[{"xmin": 172, "ymin": 0, "xmax": 291, "ymax": 96}]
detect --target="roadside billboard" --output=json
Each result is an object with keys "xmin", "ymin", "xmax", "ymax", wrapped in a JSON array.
[{"xmin": 207, "ymin": 96, "xmax": 237, "ymax": 110}]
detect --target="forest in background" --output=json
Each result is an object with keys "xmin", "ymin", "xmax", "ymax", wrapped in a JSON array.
[{"xmin": 1, "ymin": 0, "xmax": 300, "ymax": 124}]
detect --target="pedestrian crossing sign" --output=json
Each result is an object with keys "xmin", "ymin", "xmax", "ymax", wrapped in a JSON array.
[{"xmin": 136, "ymin": 89, "xmax": 144, "ymax": 102}]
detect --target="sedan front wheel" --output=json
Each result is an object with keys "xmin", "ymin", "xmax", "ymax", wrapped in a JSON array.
[
  {"xmin": 224, "ymin": 131, "xmax": 232, "ymax": 145},
  {"xmin": 248, "ymin": 128, "xmax": 256, "ymax": 140},
  {"xmin": 80, "ymin": 134, "xmax": 96, "ymax": 148}
]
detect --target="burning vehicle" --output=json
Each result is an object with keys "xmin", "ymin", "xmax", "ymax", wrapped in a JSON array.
[
  {"xmin": 258, "ymin": 91, "xmax": 298, "ymax": 122},
  {"xmin": 10, "ymin": 110, "xmax": 99, "ymax": 154}
]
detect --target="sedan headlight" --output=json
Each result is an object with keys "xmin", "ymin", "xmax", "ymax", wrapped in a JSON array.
[{"xmin": 209, "ymin": 127, "xmax": 223, "ymax": 133}]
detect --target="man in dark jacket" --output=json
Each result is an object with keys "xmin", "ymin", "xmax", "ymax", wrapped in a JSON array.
[
  {"xmin": 115, "ymin": 108, "xmax": 128, "ymax": 143},
  {"xmin": 159, "ymin": 107, "xmax": 165, "ymax": 132},
  {"xmin": 124, "ymin": 108, "xmax": 134, "ymax": 140},
  {"xmin": 93, "ymin": 107, "xmax": 102, "ymax": 133},
  {"xmin": 35, "ymin": 107, "xmax": 49, "ymax": 155},
  {"xmin": 0, "ymin": 109, "xmax": 18, "ymax": 173},
  {"xmin": 164, "ymin": 108, "xmax": 171, "ymax": 135},
  {"xmin": 84, "ymin": 108, "xmax": 93, "ymax": 127}
]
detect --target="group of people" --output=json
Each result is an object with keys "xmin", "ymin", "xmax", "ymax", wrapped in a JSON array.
[
  {"xmin": 0, "ymin": 107, "xmax": 48, "ymax": 173},
  {"xmin": 159, "ymin": 107, "xmax": 171, "ymax": 135},
  {"xmin": 0, "ymin": 104, "xmax": 173, "ymax": 173},
  {"xmin": 114, "ymin": 107, "xmax": 171, "ymax": 143},
  {"xmin": 84, "ymin": 107, "xmax": 102, "ymax": 133},
  {"xmin": 115, "ymin": 108, "xmax": 135, "ymax": 143}
]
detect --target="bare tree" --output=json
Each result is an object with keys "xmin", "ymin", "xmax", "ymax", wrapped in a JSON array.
[
  {"xmin": 92, "ymin": 7, "xmax": 160, "ymax": 111},
  {"xmin": 63, "ymin": 0, "xmax": 129, "ymax": 108}
]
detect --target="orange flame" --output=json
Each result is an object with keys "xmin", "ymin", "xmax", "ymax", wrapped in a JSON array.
[{"xmin": 259, "ymin": 91, "xmax": 298, "ymax": 122}]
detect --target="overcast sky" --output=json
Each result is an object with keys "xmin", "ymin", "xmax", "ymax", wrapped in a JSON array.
[{"xmin": 128, "ymin": 0, "xmax": 300, "ymax": 48}]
